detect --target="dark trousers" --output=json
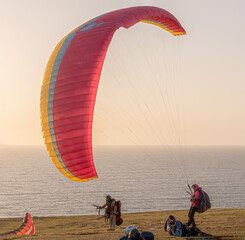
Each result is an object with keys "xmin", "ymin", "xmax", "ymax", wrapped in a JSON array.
[{"xmin": 187, "ymin": 206, "xmax": 197, "ymax": 227}]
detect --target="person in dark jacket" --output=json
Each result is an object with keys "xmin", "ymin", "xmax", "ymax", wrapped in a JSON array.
[{"xmin": 187, "ymin": 184, "xmax": 201, "ymax": 227}]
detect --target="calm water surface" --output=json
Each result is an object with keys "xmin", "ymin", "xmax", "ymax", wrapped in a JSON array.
[{"xmin": 0, "ymin": 146, "xmax": 244, "ymax": 217}]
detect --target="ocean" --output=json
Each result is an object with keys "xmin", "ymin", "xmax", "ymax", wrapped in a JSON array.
[{"xmin": 0, "ymin": 145, "xmax": 244, "ymax": 218}]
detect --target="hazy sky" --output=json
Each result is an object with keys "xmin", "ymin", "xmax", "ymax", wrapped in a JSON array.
[{"xmin": 0, "ymin": 0, "xmax": 244, "ymax": 146}]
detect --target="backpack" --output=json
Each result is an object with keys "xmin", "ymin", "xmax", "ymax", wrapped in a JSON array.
[
  {"xmin": 196, "ymin": 189, "xmax": 211, "ymax": 213},
  {"xmin": 141, "ymin": 231, "xmax": 154, "ymax": 240},
  {"xmin": 172, "ymin": 221, "xmax": 183, "ymax": 237},
  {"xmin": 115, "ymin": 200, "xmax": 123, "ymax": 226}
]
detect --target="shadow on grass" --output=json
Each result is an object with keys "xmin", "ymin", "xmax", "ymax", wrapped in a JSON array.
[
  {"xmin": 70, "ymin": 232, "xmax": 99, "ymax": 236},
  {"xmin": 187, "ymin": 235, "xmax": 235, "ymax": 240}
]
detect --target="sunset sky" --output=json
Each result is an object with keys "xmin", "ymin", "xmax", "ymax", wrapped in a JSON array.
[{"xmin": 0, "ymin": 0, "xmax": 244, "ymax": 146}]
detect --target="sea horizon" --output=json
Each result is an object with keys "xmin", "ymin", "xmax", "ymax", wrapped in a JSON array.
[{"xmin": 0, "ymin": 145, "xmax": 244, "ymax": 218}]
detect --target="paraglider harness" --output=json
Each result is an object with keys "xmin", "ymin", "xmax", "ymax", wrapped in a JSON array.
[
  {"xmin": 95, "ymin": 199, "xmax": 123, "ymax": 226},
  {"xmin": 195, "ymin": 188, "xmax": 211, "ymax": 213},
  {"xmin": 115, "ymin": 200, "xmax": 123, "ymax": 225},
  {"xmin": 186, "ymin": 184, "xmax": 211, "ymax": 213},
  {"xmin": 106, "ymin": 199, "xmax": 123, "ymax": 226}
]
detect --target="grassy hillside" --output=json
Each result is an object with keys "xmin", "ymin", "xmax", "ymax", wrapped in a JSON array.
[{"xmin": 0, "ymin": 209, "xmax": 244, "ymax": 239}]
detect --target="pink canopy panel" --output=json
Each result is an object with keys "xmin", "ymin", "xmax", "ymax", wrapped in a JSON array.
[{"xmin": 40, "ymin": 6, "xmax": 186, "ymax": 182}]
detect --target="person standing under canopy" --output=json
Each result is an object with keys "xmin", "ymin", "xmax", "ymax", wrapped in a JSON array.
[
  {"xmin": 97, "ymin": 195, "xmax": 117, "ymax": 230},
  {"xmin": 187, "ymin": 184, "xmax": 200, "ymax": 227}
]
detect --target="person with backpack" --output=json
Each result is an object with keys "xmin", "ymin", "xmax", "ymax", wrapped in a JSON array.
[
  {"xmin": 164, "ymin": 215, "xmax": 188, "ymax": 237},
  {"xmin": 187, "ymin": 184, "xmax": 200, "ymax": 227},
  {"xmin": 96, "ymin": 195, "xmax": 118, "ymax": 229},
  {"xmin": 164, "ymin": 215, "xmax": 210, "ymax": 237},
  {"xmin": 187, "ymin": 184, "xmax": 211, "ymax": 227}
]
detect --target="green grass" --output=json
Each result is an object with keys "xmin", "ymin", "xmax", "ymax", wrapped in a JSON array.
[{"xmin": 0, "ymin": 209, "xmax": 244, "ymax": 239}]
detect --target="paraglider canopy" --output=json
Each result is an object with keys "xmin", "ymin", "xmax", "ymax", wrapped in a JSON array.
[
  {"xmin": 40, "ymin": 6, "xmax": 186, "ymax": 182},
  {"xmin": 0, "ymin": 213, "xmax": 35, "ymax": 237}
]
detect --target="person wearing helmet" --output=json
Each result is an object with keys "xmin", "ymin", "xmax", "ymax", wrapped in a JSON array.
[
  {"xmin": 164, "ymin": 215, "xmax": 210, "ymax": 237},
  {"xmin": 127, "ymin": 229, "xmax": 146, "ymax": 240},
  {"xmin": 120, "ymin": 225, "xmax": 154, "ymax": 240},
  {"xmin": 96, "ymin": 195, "xmax": 117, "ymax": 229},
  {"xmin": 187, "ymin": 184, "xmax": 200, "ymax": 227},
  {"xmin": 164, "ymin": 215, "xmax": 176, "ymax": 235},
  {"xmin": 124, "ymin": 225, "xmax": 138, "ymax": 236},
  {"xmin": 169, "ymin": 215, "xmax": 176, "ymax": 223}
]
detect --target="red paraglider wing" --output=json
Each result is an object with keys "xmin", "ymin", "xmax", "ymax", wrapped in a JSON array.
[
  {"xmin": 0, "ymin": 213, "xmax": 35, "ymax": 237},
  {"xmin": 40, "ymin": 6, "xmax": 186, "ymax": 182}
]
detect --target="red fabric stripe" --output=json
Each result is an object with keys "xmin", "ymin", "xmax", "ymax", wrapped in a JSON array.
[{"xmin": 52, "ymin": 6, "xmax": 185, "ymax": 179}]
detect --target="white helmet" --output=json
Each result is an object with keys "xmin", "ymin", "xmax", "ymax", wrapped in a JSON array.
[{"xmin": 124, "ymin": 225, "xmax": 137, "ymax": 236}]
